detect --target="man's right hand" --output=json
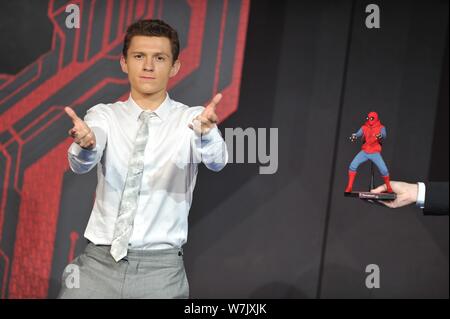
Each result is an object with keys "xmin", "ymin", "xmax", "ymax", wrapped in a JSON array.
[
  {"xmin": 371, "ymin": 181, "xmax": 418, "ymax": 208},
  {"xmin": 64, "ymin": 107, "xmax": 96, "ymax": 150}
]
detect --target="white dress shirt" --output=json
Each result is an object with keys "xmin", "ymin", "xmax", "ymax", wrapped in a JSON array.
[{"xmin": 68, "ymin": 93, "xmax": 228, "ymax": 250}]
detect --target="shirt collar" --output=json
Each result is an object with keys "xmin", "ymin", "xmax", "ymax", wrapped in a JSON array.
[{"xmin": 127, "ymin": 92, "xmax": 172, "ymax": 122}]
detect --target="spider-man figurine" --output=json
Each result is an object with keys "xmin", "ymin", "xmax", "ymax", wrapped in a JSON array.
[{"xmin": 345, "ymin": 111, "xmax": 393, "ymax": 193}]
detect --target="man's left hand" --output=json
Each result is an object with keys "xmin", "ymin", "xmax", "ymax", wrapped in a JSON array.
[{"xmin": 189, "ymin": 93, "xmax": 222, "ymax": 135}]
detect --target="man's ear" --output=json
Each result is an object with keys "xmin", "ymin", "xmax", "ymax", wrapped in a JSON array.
[
  {"xmin": 169, "ymin": 59, "xmax": 181, "ymax": 78},
  {"xmin": 120, "ymin": 55, "xmax": 128, "ymax": 74}
]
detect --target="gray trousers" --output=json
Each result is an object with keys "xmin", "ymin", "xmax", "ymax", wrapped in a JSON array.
[{"xmin": 57, "ymin": 242, "xmax": 189, "ymax": 299}]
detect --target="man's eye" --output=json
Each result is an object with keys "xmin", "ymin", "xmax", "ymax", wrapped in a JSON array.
[
  {"xmin": 134, "ymin": 55, "xmax": 143, "ymax": 59},
  {"xmin": 155, "ymin": 56, "xmax": 165, "ymax": 62}
]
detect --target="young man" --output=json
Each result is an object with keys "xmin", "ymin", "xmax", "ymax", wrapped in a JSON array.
[{"xmin": 58, "ymin": 19, "xmax": 228, "ymax": 298}]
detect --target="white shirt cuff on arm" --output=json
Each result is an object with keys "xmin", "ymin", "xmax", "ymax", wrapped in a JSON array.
[
  {"xmin": 68, "ymin": 143, "xmax": 98, "ymax": 163},
  {"xmin": 416, "ymin": 182, "xmax": 426, "ymax": 209}
]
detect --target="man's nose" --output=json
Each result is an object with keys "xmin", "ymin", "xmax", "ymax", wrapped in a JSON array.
[{"xmin": 143, "ymin": 58, "xmax": 154, "ymax": 71}]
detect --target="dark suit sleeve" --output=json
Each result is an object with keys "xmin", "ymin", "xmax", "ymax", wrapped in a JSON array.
[{"xmin": 423, "ymin": 182, "xmax": 449, "ymax": 215}]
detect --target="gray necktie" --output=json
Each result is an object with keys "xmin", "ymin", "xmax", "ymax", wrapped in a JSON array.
[{"xmin": 110, "ymin": 111, "xmax": 153, "ymax": 262}]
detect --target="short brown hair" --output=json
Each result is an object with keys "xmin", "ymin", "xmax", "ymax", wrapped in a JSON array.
[{"xmin": 122, "ymin": 19, "xmax": 180, "ymax": 63}]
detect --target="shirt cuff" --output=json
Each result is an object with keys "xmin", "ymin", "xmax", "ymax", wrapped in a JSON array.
[
  {"xmin": 416, "ymin": 182, "xmax": 426, "ymax": 209},
  {"xmin": 68, "ymin": 143, "xmax": 98, "ymax": 162},
  {"xmin": 191, "ymin": 124, "xmax": 223, "ymax": 147},
  {"xmin": 201, "ymin": 126, "xmax": 223, "ymax": 145}
]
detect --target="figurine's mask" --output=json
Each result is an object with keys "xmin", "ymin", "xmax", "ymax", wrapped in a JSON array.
[{"xmin": 365, "ymin": 111, "xmax": 379, "ymax": 127}]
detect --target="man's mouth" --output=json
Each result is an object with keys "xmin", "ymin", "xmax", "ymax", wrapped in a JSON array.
[{"xmin": 140, "ymin": 76, "xmax": 156, "ymax": 80}]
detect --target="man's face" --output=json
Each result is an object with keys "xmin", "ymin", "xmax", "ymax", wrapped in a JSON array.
[{"xmin": 120, "ymin": 35, "xmax": 180, "ymax": 96}]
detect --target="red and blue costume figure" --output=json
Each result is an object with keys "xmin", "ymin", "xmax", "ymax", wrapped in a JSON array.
[{"xmin": 345, "ymin": 111, "xmax": 393, "ymax": 193}]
